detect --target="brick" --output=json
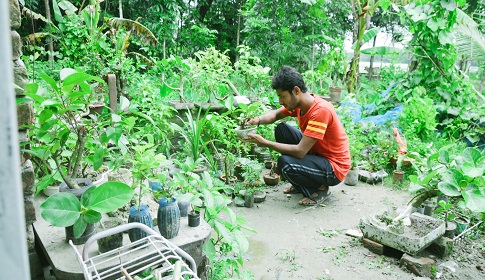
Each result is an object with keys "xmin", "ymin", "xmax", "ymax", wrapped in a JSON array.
[
  {"xmin": 363, "ymin": 237, "xmax": 385, "ymax": 255},
  {"xmin": 400, "ymin": 253, "xmax": 436, "ymax": 278}
]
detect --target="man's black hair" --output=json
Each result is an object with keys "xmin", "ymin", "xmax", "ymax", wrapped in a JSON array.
[{"xmin": 271, "ymin": 65, "xmax": 308, "ymax": 94}]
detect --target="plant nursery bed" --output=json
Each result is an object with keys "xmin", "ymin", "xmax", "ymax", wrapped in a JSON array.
[{"xmin": 359, "ymin": 212, "xmax": 445, "ymax": 255}]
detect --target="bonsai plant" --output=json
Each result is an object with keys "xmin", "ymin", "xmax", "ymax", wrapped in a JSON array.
[
  {"xmin": 263, "ymin": 162, "xmax": 280, "ymax": 186},
  {"xmin": 234, "ymin": 102, "xmax": 262, "ymax": 140},
  {"xmin": 25, "ymin": 68, "xmax": 110, "ymax": 193},
  {"xmin": 40, "ymin": 181, "xmax": 133, "ymax": 240}
]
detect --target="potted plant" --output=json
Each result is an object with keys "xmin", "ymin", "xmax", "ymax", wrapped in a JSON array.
[
  {"xmin": 263, "ymin": 162, "xmax": 280, "ymax": 186},
  {"xmin": 127, "ymin": 143, "xmax": 169, "ymax": 242},
  {"xmin": 393, "ymin": 154, "xmax": 405, "ymax": 183},
  {"xmin": 435, "ymin": 199, "xmax": 456, "ymax": 238},
  {"xmin": 327, "ymin": 41, "xmax": 347, "ymax": 102},
  {"xmin": 188, "ymin": 204, "xmax": 201, "ymax": 227},
  {"xmin": 25, "ymin": 68, "xmax": 111, "ymax": 194},
  {"xmin": 40, "ymin": 181, "xmax": 133, "ymax": 244},
  {"xmin": 234, "ymin": 102, "xmax": 261, "ymax": 140}
]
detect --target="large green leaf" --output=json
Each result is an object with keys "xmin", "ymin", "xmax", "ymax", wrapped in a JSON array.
[
  {"xmin": 87, "ymin": 182, "xmax": 134, "ymax": 213},
  {"xmin": 437, "ymin": 170, "xmax": 463, "ymax": 196},
  {"xmin": 83, "ymin": 209, "xmax": 102, "ymax": 224},
  {"xmin": 462, "ymin": 188, "xmax": 485, "ymax": 212},
  {"xmin": 40, "ymin": 193, "xmax": 81, "ymax": 227},
  {"xmin": 458, "ymin": 148, "xmax": 485, "ymax": 177},
  {"xmin": 455, "ymin": 9, "xmax": 485, "ymax": 64},
  {"xmin": 352, "ymin": 27, "xmax": 380, "ymax": 50},
  {"xmin": 73, "ymin": 215, "xmax": 87, "ymax": 239}
]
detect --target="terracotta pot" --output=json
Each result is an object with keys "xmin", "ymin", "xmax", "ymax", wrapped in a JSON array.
[
  {"xmin": 328, "ymin": 86, "xmax": 342, "ymax": 103},
  {"xmin": 393, "ymin": 170, "xmax": 404, "ymax": 183},
  {"xmin": 263, "ymin": 172, "xmax": 280, "ymax": 186}
]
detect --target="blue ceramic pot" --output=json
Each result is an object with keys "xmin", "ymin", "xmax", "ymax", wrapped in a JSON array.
[
  {"xmin": 128, "ymin": 205, "xmax": 153, "ymax": 242},
  {"xmin": 157, "ymin": 197, "xmax": 180, "ymax": 239},
  {"xmin": 177, "ymin": 201, "xmax": 190, "ymax": 217}
]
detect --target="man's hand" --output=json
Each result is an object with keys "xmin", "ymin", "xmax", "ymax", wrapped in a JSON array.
[
  {"xmin": 240, "ymin": 133, "xmax": 266, "ymax": 146},
  {"xmin": 244, "ymin": 117, "xmax": 258, "ymax": 127}
]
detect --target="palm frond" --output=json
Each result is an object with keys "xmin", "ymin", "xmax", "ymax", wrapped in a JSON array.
[
  {"xmin": 107, "ymin": 18, "xmax": 158, "ymax": 46},
  {"xmin": 454, "ymin": 8, "xmax": 485, "ymax": 63}
]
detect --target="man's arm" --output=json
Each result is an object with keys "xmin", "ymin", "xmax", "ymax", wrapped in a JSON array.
[
  {"xmin": 246, "ymin": 134, "xmax": 317, "ymax": 159},
  {"xmin": 247, "ymin": 107, "xmax": 287, "ymax": 126}
]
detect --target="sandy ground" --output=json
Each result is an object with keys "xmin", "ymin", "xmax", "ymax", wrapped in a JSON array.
[{"xmin": 231, "ymin": 179, "xmax": 485, "ymax": 280}]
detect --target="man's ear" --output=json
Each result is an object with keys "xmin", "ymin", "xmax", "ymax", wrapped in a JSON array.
[{"xmin": 293, "ymin": 86, "xmax": 301, "ymax": 95}]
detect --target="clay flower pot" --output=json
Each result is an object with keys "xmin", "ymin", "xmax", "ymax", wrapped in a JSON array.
[
  {"xmin": 263, "ymin": 172, "xmax": 280, "ymax": 186},
  {"xmin": 235, "ymin": 126, "xmax": 257, "ymax": 140},
  {"xmin": 392, "ymin": 170, "xmax": 404, "ymax": 183}
]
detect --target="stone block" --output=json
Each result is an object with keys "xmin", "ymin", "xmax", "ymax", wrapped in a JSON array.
[
  {"xmin": 13, "ymin": 59, "xmax": 29, "ymax": 95},
  {"xmin": 17, "ymin": 102, "xmax": 34, "ymax": 127},
  {"xmin": 24, "ymin": 197, "xmax": 36, "ymax": 225},
  {"xmin": 10, "ymin": 0, "xmax": 21, "ymax": 29},
  {"xmin": 427, "ymin": 236, "xmax": 454, "ymax": 258},
  {"xmin": 12, "ymin": 31, "xmax": 22, "ymax": 60},
  {"xmin": 400, "ymin": 253, "xmax": 436, "ymax": 278},
  {"xmin": 22, "ymin": 159, "xmax": 35, "ymax": 192}
]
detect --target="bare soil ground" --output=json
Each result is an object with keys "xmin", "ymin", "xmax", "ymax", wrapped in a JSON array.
[{"xmin": 231, "ymin": 180, "xmax": 485, "ymax": 280}]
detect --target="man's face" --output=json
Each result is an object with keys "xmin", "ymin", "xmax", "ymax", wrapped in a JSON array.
[{"xmin": 276, "ymin": 89, "xmax": 298, "ymax": 111}]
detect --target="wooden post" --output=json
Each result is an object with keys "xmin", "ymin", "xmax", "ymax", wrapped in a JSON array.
[{"xmin": 108, "ymin": 74, "xmax": 117, "ymax": 112}]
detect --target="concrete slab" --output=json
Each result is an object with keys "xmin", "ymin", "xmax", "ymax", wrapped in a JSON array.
[{"xmin": 33, "ymin": 195, "xmax": 211, "ymax": 280}]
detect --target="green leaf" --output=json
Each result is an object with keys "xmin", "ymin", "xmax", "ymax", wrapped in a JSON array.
[
  {"xmin": 438, "ymin": 30, "xmax": 454, "ymax": 45},
  {"xmin": 73, "ymin": 216, "xmax": 87, "ymax": 238},
  {"xmin": 41, "ymin": 74, "xmax": 59, "ymax": 92},
  {"xmin": 427, "ymin": 18, "xmax": 443, "ymax": 32},
  {"xmin": 40, "ymin": 193, "xmax": 81, "ymax": 227},
  {"xmin": 93, "ymin": 147, "xmax": 105, "ymax": 170},
  {"xmin": 59, "ymin": 68, "xmax": 77, "ymax": 81},
  {"xmin": 51, "ymin": 0, "xmax": 64, "ymax": 23},
  {"xmin": 88, "ymin": 182, "xmax": 134, "ymax": 213},
  {"xmin": 39, "ymin": 109, "xmax": 54, "ymax": 124},
  {"xmin": 440, "ymin": 0, "xmax": 456, "ymax": 11},
  {"xmin": 83, "ymin": 209, "xmax": 102, "ymax": 224},
  {"xmin": 160, "ymin": 84, "xmax": 170, "ymax": 98},
  {"xmin": 462, "ymin": 188, "xmax": 485, "ymax": 212},
  {"xmin": 202, "ymin": 240, "xmax": 217, "ymax": 261},
  {"xmin": 437, "ymin": 170, "xmax": 463, "ymax": 196}
]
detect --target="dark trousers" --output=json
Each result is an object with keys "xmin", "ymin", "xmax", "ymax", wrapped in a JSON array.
[{"xmin": 275, "ymin": 123, "xmax": 341, "ymax": 198}]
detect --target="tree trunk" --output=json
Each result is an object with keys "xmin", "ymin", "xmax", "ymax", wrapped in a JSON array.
[
  {"xmin": 119, "ymin": 0, "xmax": 123, "ymax": 18},
  {"xmin": 45, "ymin": 0, "xmax": 54, "ymax": 67},
  {"xmin": 368, "ymin": 36, "xmax": 377, "ymax": 79}
]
